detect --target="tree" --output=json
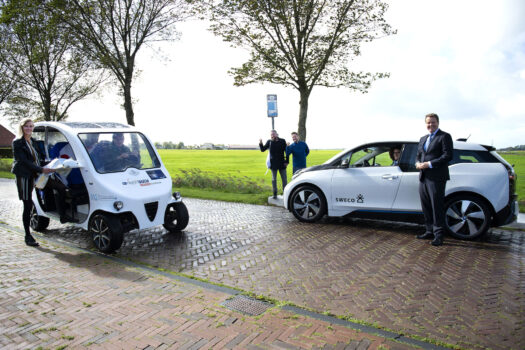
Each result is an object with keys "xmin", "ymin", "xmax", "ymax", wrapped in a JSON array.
[
  {"xmin": 0, "ymin": 0, "xmax": 105, "ymax": 122},
  {"xmin": 0, "ymin": 27, "xmax": 19, "ymax": 105},
  {"xmin": 204, "ymin": 0, "xmax": 395, "ymax": 141},
  {"xmin": 56, "ymin": 0, "xmax": 190, "ymax": 126}
]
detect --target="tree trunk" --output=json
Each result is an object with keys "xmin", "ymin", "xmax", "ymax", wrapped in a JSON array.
[
  {"xmin": 123, "ymin": 75, "xmax": 135, "ymax": 126},
  {"xmin": 43, "ymin": 90, "xmax": 52, "ymax": 121},
  {"xmin": 297, "ymin": 87, "xmax": 310, "ymax": 142}
]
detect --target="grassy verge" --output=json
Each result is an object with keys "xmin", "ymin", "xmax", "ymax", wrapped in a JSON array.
[{"xmin": 176, "ymin": 186, "xmax": 269, "ymax": 205}]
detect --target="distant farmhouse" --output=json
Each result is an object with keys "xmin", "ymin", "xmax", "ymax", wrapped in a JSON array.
[
  {"xmin": 0, "ymin": 124, "xmax": 16, "ymax": 147},
  {"xmin": 228, "ymin": 144, "xmax": 258, "ymax": 150},
  {"xmin": 0, "ymin": 123, "xmax": 16, "ymax": 158}
]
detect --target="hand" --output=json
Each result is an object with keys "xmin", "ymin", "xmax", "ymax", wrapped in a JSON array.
[
  {"xmin": 416, "ymin": 161, "xmax": 430, "ymax": 170},
  {"xmin": 42, "ymin": 167, "xmax": 54, "ymax": 174},
  {"xmin": 286, "ymin": 142, "xmax": 290, "ymax": 146}
]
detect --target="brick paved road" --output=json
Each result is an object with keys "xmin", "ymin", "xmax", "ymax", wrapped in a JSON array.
[
  {"xmin": 1, "ymin": 226, "xmax": 400, "ymax": 350},
  {"xmin": 1, "ymin": 178, "xmax": 524, "ymax": 349}
]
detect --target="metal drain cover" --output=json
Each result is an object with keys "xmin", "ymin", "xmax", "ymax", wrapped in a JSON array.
[{"xmin": 221, "ymin": 295, "xmax": 271, "ymax": 316}]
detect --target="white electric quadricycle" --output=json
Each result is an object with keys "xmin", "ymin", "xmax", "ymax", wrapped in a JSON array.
[{"xmin": 29, "ymin": 122, "xmax": 189, "ymax": 253}]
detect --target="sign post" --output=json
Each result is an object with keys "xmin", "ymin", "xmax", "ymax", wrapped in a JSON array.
[{"xmin": 267, "ymin": 94, "xmax": 278, "ymax": 129}]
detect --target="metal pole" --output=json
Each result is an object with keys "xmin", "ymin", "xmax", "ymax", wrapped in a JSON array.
[{"xmin": 271, "ymin": 116, "xmax": 275, "ymax": 130}]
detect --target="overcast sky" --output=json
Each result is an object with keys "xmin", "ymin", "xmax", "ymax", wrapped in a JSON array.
[{"xmin": 15, "ymin": 0, "xmax": 525, "ymax": 149}]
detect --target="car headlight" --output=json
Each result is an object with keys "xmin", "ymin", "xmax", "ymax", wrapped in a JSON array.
[{"xmin": 113, "ymin": 201, "xmax": 123, "ymax": 211}]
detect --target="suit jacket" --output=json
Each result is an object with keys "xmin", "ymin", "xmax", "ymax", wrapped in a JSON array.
[
  {"xmin": 260, "ymin": 138, "xmax": 289, "ymax": 170},
  {"xmin": 416, "ymin": 129, "xmax": 453, "ymax": 182},
  {"xmin": 11, "ymin": 137, "xmax": 44, "ymax": 178}
]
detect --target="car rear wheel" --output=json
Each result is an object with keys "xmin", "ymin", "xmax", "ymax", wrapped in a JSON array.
[
  {"xmin": 444, "ymin": 195, "xmax": 491, "ymax": 240},
  {"xmin": 30, "ymin": 203, "xmax": 50, "ymax": 231},
  {"xmin": 290, "ymin": 186, "xmax": 326, "ymax": 222},
  {"xmin": 89, "ymin": 213, "xmax": 124, "ymax": 253},
  {"xmin": 163, "ymin": 202, "xmax": 189, "ymax": 233}
]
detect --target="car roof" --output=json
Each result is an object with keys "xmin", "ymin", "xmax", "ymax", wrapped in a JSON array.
[
  {"xmin": 341, "ymin": 140, "xmax": 494, "ymax": 153},
  {"xmin": 34, "ymin": 121, "xmax": 137, "ymax": 134}
]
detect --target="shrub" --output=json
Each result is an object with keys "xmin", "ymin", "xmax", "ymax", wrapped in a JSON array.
[
  {"xmin": 0, "ymin": 158, "xmax": 11, "ymax": 172},
  {"xmin": 0, "ymin": 148, "xmax": 13, "ymax": 158},
  {"xmin": 172, "ymin": 168, "xmax": 271, "ymax": 194}
]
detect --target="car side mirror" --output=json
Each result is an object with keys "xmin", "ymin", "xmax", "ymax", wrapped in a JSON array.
[{"xmin": 341, "ymin": 159, "xmax": 350, "ymax": 168}]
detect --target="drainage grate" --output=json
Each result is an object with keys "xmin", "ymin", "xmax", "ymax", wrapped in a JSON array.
[{"xmin": 221, "ymin": 295, "xmax": 271, "ymax": 316}]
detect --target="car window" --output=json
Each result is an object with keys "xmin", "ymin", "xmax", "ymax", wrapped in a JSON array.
[
  {"xmin": 80, "ymin": 132, "xmax": 161, "ymax": 173},
  {"xmin": 399, "ymin": 143, "xmax": 418, "ymax": 172},
  {"xmin": 347, "ymin": 146, "xmax": 393, "ymax": 167},
  {"xmin": 449, "ymin": 150, "xmax": 499, "ymax": 165}
]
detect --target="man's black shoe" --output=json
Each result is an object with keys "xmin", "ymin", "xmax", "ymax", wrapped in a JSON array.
[
  {"xmin": 417, "ymin": 232, "xmax": 434, "ymax": 239},
  {"xmin": 431, "ymin": 237, "xmax": 443, "ymax": 246}
]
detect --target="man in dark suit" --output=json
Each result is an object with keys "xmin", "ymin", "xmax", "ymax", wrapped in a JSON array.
[
  {"xmin": 259, "ymin": 130, "xmax": 289, "ymax": 199},
  {"xmin": 415, "ymin": 113, "xmax": 453, "ymax": 246}
]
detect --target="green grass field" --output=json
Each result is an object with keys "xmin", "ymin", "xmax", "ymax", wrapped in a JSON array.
[
  {"xmin": 1, "ymin": 149, "xmax": 523, "ymax": 211},
  {"xmin": 497, "ymin": 151, "xmax": 525, "ymax": 212},
  {"xmin": 159, "ymin": 149, "xmax": 340, "ymax": 204}
]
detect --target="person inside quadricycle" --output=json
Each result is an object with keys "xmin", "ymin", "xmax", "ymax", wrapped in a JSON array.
[{"xmin": 90, "ymin": 133, "xmax": 141, "ymax": 173}]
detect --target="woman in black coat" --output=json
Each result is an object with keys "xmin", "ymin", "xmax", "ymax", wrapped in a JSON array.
[{"xmin": 11, "ymin": 118, "xmax": 56, "ymax": 246}]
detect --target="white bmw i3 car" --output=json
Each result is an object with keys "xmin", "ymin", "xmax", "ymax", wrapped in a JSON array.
[{"xmin": 283, "ymin": 140, "xmax": 518, "ymax": 240}]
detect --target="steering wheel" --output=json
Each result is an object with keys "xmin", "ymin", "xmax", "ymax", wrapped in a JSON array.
[{"xmin": 124, "ymin": 153, "xmax": 140, "ymax": 168}]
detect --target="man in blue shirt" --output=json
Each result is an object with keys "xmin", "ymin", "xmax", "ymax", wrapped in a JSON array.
[{"xmin": 286, "ymin": 132, "xmax": 310, "ymax": 174}]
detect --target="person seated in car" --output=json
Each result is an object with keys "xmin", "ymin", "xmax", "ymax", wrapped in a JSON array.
[
  {"xmin": 389, "ymin": 147, "xmax": 401, "ymax": 166},
  {"xmin": 103, "ymin": 133, "xmax": 138, "ymax": 171}
]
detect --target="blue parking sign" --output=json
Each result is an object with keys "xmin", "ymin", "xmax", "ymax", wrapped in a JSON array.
[{"xmin": 267, "ymin": 94, "xmax": 278, "ymax": 118}]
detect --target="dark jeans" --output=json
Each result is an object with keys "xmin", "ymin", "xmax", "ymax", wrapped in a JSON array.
[
  {"xmin": 419, "ymin": 179, "xmax": 446, "ymax": 238},
  {"xmin": 271, "ymin": 168, "xmax": 287, "ymax": 196}
]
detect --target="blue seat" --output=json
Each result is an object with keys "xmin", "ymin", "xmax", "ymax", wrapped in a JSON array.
[{"xmin": 48, "ymin": 142, "xmax": 84, "ymax": 185}]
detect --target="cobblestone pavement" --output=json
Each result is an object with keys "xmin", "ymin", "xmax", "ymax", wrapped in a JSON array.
[
  {"xmin": 1, "ymin": 226, "xmax": 401, "ymax": 350},
  {"xmin": 1, "ymin": 179, "xmax": 524, "ymax": 349}
]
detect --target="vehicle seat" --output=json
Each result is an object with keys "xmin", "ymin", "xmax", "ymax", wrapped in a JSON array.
[{"xmin": 49, "ymin": 142, "xmax": 68, "ymax": 159}]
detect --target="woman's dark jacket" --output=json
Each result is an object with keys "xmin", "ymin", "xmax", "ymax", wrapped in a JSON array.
[
  {"xmin": 11, "ymin": 137, "xmax": 44, "ymax": 178},
  {"xmin": 259, "ymin": 138, "xmax": 289, "ymax": 170}
]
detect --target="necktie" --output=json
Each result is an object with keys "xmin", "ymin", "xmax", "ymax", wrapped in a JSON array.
[{"xmin": 424, "ymin": 134, "xmax": 433, "ymax": 151}]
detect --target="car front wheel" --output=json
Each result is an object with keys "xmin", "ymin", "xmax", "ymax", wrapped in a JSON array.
[
  {"xmin": 89, "ymin": 213, "xmax": 124, "ymax": 253},
  {"xmin": 444, "ymin": 195, "xmax": 491, "ymax": 240},
  {"xmin": 163, "ymin": 202, "xmax": 189, "ymax": 233},
  {"xmin": 290, "ymin": 186, "xmax": 326, "ymax": 223}
]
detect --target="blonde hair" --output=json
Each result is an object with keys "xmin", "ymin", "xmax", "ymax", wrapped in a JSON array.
[{"xmin": 17, "ymin": 118, "xmax": 34, "ymax": 138}]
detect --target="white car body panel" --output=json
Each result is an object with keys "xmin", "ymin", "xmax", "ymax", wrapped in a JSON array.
[{"xmin": 331, "ymin": 166, "xmax": 403, "ymax": 215}]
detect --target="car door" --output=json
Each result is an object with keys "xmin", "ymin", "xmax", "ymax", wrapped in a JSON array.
[
  {"xmin": 331, "ymin": 144, "xmax": 403, "ymax": 214},
  {"xmin": 391, "ymin": 143, "xmax": 422, "ymax": 212}
]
